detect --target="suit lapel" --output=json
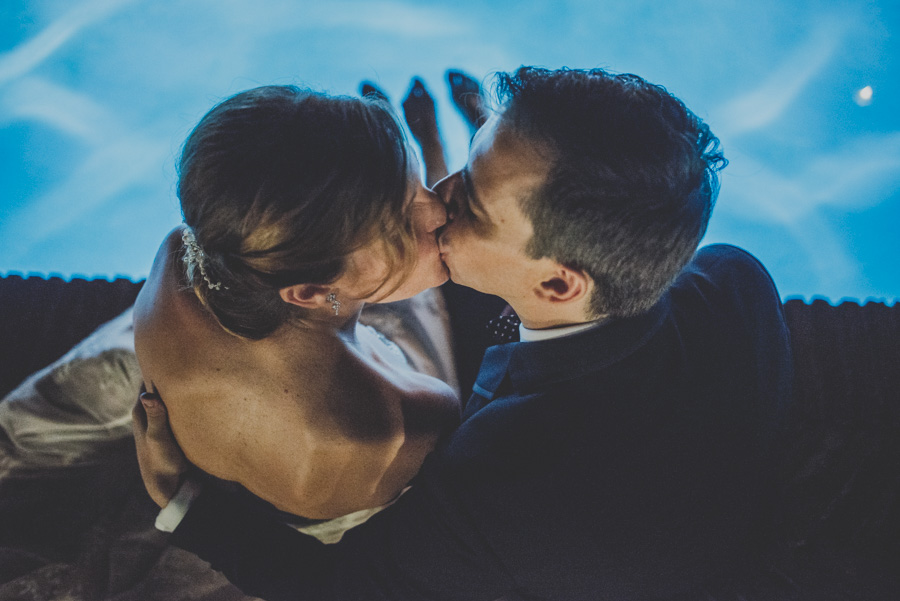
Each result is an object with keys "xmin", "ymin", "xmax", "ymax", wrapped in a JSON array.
[{"xmin": 440, "ymin": 281, "xmax": 507, "ymax": 401}]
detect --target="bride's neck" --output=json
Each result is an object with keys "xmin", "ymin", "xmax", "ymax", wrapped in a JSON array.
[
  {"xmin": 333, "ymin": 304, "xmax": 365, "ymax": 345},
  {"xmin": 273, "ymin": 303, "xmax": 366, "ymax": 347}
]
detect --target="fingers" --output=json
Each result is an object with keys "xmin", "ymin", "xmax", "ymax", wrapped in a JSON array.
[
  {"xmin": 132, "ymin": 394, "xmax": 148, "ymax": 430},
  {"xmin": 402, "ymin": 77, "xmax": 435, "ymax": 111},
  {"xmin": 446, "ymin": 69, "xmax": 487, "ymax": 131},
  {"xmin": 140, "ymin": 392, "xmax": 171, "ymax": 440},
  {"xmin": 140, "ymin": 391, "xmax": 163, "ymax": 414},
  {"xmin": 360, "ymin": 81, "xmax": 389, "ymax": 103}
]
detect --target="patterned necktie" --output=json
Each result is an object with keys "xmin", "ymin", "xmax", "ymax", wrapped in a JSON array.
[{"xmin": 486, "ymin": 305, "xmax": 521, "ymax": 343}]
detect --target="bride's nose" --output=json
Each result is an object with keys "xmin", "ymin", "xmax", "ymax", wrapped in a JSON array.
[
  {"xmin": 421, "ymin": 188, "xmax": 448, "ymax": 233},
  {"xmin": 432, "ymin": 173, "xmax": 459, "ymax": 222}
]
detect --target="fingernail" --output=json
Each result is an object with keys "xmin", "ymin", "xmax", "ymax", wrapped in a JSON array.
[{"xmin": 140, "ymin": 392, "xmax": 158, "ymax": 408}]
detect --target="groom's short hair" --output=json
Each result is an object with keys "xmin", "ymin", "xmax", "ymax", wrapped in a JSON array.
[{"xmin": 497, "ymin": 67, "xmax": 727, "ymax": 318}]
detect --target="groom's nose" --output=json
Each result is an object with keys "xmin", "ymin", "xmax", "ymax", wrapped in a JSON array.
[{"xmin": 432, "ymin": 172, "xmax": 460, "ymax": 222}]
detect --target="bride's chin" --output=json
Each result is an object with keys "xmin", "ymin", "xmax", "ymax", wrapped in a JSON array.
[
  {"xmin": 430, "ymin": 269, "xmax": 450, "ymax": 291},
  {"xmin": 375, "ymin": 262, "xmax": 448, "ymax": 303},
  {"xmin": 426, "ymin": 256, "xmax": 450, "ymax": 287},
  {"xmin": 437, "ymin": 262, "xmax": 450, "ymax": 284},
  {"xmin": 407, "ymin": 266, "xmax": 449, "ymax": 298},
  {"xmin": 414, "ymin": 250, "xmax": 449, "ymax": 289}
]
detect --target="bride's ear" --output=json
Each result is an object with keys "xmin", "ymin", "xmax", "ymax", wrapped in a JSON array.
[{"xmin": 279, "ymin": 284, "xmax": 332, "ymax": 309}]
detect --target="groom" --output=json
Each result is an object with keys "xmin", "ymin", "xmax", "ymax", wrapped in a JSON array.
[{"xmin": 138, "ymin": 66, "xmax": 792, "ymax": 599}]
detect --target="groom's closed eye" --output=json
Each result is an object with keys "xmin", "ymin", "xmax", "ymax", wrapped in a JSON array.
[
  {"xmin": 460, "ymin": 168, "xmax": 487, "ymax": 222},
  {"xmin": 441, "ymin": 176, "xmax": 466, "ymax": 220}
]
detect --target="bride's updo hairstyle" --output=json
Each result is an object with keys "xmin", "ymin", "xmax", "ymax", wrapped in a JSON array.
[{"xmin": 177, "ymin": 85, "xmax": 416, "ymax": 339}]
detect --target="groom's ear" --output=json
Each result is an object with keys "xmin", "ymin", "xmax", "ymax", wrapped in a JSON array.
[
  {"xmin": 279, "ymin": 284, "xmax": 332, "ymax": 309},
  {"xmin": 533, "ymin": 264, "xmax": 590, "ymax": 304}
]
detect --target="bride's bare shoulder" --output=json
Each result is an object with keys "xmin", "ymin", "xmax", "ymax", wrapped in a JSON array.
[
  {"xmin": 135, "ymin": 227, "xmax": 201, "ymax": 326},
  {"xmin": 133, "ymin": 227, "xmax": 225, "ymax": 385}
]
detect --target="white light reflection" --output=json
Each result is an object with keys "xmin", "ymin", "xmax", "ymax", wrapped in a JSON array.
[{"xmin": 854, "ymin": 85, "xmax": 874, "ymax": 106}]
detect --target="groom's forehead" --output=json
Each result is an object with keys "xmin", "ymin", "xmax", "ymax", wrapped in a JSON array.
[{"xmin": 468, "ymin": 120, "xmax": 548, "ymax": 193}]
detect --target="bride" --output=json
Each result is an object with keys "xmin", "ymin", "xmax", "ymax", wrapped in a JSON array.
[{"xmin": 133, "ymin": 85, "xmax": 458, "ymax": 527}]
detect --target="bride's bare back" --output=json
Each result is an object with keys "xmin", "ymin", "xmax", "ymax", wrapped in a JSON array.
[{"xmin": 134, "ymin": 230, "xmax": 458, "ymax": 519}]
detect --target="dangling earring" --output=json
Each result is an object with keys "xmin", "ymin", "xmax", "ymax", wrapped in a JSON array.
[{"xmin": 326, "ymin": 292, "xmax": 341, "ymax": 316}]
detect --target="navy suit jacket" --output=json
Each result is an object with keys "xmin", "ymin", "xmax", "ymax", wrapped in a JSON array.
[{"xmin": 171, "ymin": 244, "xmax": 793, "ymax": 600}]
